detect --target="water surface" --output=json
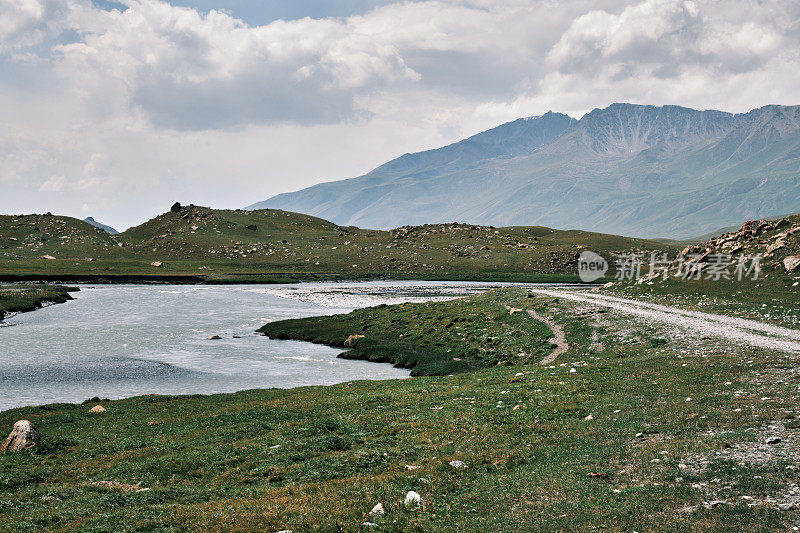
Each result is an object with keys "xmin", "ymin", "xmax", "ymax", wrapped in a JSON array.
[{"xmin": 0, "ymin": 281, "xmax": 516, "ymax": 411}]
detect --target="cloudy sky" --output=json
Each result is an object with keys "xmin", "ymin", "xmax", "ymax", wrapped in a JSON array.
[{"xmin": 2, "ymin": 0, "xmax": 799, "ymax": 230}]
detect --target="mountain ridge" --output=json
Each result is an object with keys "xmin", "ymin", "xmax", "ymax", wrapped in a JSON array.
[{"xmin": 249, "ymin": 103, "xmax": 800, "ymax": 239}]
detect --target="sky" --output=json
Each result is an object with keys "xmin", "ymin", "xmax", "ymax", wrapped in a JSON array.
[{"xmin": 2, "ymin": 0, "xmax": 799, "ymax": 230}]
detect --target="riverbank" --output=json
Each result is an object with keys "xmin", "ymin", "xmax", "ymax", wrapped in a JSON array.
[
  {"xmin": 260, "ymin": 290, "xmax": 554, "ymax": 375},
  {"xmin": 1, "ymin": 287, "xmax": 797, "ymax": 530},
  {"xmin": 0, "ymin": 284, "xmax": 78, "ymax": 322}
]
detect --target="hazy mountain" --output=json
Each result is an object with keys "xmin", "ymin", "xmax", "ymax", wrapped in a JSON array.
[
  {"xmin": 83, "ymin": 217, "xmax": 119, "ymax": 234},
  {"xmin": 248, "ymin": 103, "xmax": 800, "ymax": 238}
]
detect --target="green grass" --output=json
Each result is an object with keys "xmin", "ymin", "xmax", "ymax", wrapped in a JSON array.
[
  {"xmin": 0, "ymin": 206, "xmax": 675, "ymax": 283},
  {"xmin": 260, "ymin": 291, "xmax": 554, "ymax": 375},
  {"xmin": 0, "ymin": 284, "xmax": 77, "ymax": 320},
  {"xmin": 0, "ymin": 288, "xmax": 797, "ymax": 531}
]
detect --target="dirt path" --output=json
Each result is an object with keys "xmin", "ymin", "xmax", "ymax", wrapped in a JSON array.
[
  {"xmin": 527, "ymin": 289, "xmax": 800, "ymax": 354},
  {"xmin": 527, "ymin": 309, "xmax": 569, "ymax": 365}
]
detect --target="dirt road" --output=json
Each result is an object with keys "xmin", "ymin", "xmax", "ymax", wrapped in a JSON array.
[{"xmin": 528, "ymin": 288, "xmax": 800, "ymax": 354}]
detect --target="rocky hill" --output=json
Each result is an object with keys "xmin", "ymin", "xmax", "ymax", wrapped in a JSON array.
[
  {"xmin": 251, "ymin": 103, "xmax": 800, "ymax": 239},
  {"xmin": 0, "ymin": 204, "xmax": 673, "ymax": 282},
  {"xmin": 674, "ymin": 214, "xmax": 800, "ymax": 281}
]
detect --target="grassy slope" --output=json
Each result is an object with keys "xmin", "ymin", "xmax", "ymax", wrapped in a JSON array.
[
  {"xmin": 0, "ymin": 288, "xmax": 796, "ymax": 531},
  {"xmin": 0, "ymin": 206, "xmax": 675, "ymax": 283},
  {"xmin": 612, "ymin": 213, "xmax": 800, "ymax": 327},
  {"xmin": 0, "ymin": 284, "xmax": 77, "ymax": 321}
]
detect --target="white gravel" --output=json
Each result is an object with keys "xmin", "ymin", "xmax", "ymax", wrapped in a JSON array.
[{"xmin": 528, "ymin": 288, "xmax": 800, "ymax": 354}]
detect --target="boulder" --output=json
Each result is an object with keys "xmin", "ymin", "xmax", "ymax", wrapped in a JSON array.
[
  {"xmin": 207, "ymin": 335, "xmax": 222, "ymax": 340},
  {"xmin": 170, "ymin": 202, "xmax": 182, "ymax": 213},
  {"xmin": 369, "ymin": 503, "xmax": 385, "ymax": 515},
  {"xmin": 150, "ymin": 261, "xmax": 163, "ymax": 267},
  {"xmin": 404, "ymin": 491, "xmax": 423, "ymax": 509},
  {"xmin": 343, "ymin": 334, "xmax": 365, "ymax": 347},
  {"xmin": 245, "ymin": 224, "xmax": 258, "ymax": 231},
  {"xmin": 784, "ymin": 256, "xmax": 800, "ymax": 272},
  {"xmin": 449, "ymin": 460, "xmax": 467, "ymax": 469},
  {"xmin": 0, "ymin": 420, "xmax": 41, "ymax": 453},
  {"xmin": 89, "ymin": 405, "xmax": 106, "ymax": 413}
]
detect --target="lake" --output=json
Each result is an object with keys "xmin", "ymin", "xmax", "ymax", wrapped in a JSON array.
[{"xmin": 0, "ymin": 281, "xmax": 520, "ymax": 411}]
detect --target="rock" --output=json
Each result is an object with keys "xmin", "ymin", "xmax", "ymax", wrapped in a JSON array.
[
  {"xmin": 89, "ymin": 405, "xmax": 106, "ymax": 413},
  {"xmin": 343, "ymin": 334, "xmax": 365, "ymax": 347},
  {"xmin": 704, "ymin": 500, "xmax": 730, "ymax": 509},
  {"xmin": 766, "ymin": 436, "xmax": 782, "ymax": 444},
  {"xmin": 207, "ymin": 335, "xmax": 222, "ymax": 340},
  {"xmin": 370, "ymin": 503, "xmax": 385, "ymax": 515},
  {"xmin": 150, "ymin": 261, "xmax": 163, "ymax": 267},
  {"xmin": 90, "ymin": 480, "xmax": 149, "ymax": 492},
  {"xmin": 404, "ymin": 491, "xmax": 423, "ymax": 508},
  {"xmin": 784, "ymin": 256, "xmax": 800, "ymax": 272},
  {"xmin": 170, "ymin": 202, "xmax": 182, "ymax": 213},
  {"xmin": 449, "ymin": 460, "xmax": 467, "ymax": 469},
  {"xmin": 0, "ymin": 420, "xmax": 41, "ymax": 453}
]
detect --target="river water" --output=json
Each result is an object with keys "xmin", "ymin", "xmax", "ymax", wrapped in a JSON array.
[{"xmin": 0, "ymin": 281, "xmax": 519, "ymax": 411}]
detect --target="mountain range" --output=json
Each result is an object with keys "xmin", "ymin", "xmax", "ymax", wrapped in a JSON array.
[
  {"xmin": 83, "ymin": 217, "xmax": 118, "ymax": 234},
  {"xmin": 248, "ymin": 103, "xmax": 800, "ymax": 239}
]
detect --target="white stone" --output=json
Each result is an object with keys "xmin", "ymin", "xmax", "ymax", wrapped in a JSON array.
[{"xmin": 404, "ymin": 491, "xmax": 423, "ymax": 508}]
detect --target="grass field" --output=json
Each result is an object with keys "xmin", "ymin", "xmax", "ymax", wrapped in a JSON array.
[
  {"xmin": 0, "ymin": 284, "xmax": 77, "ymax": 321},
  {"xmin": 0, "ymin": 206, "xmax": 675, "ymax": 283},
  {"xmin": 1, "ymin": 288, "xmax": 797, "ymax": 531}
]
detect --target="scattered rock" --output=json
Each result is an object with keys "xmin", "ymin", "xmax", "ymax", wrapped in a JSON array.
[
  {"xmin": 370, "ymin": 503, "xmax": 385, "ymax": 515},
  {"xmin": 1, "ymin": 420, "xmax": 41, "ymax": 453},
  {"xmin": 704, "ymin": 500, "xmax": 730, "ymax": 509},
  {"xmin": 90, "ymin": 480, "xmax": 149, "ymax": 492},
  {"xmin": 343, "ymin": 334, "xmax": 365, "ymax": 347},
  {"xmin": 404, "ymin": 491, "xmax": 423, "ymax": 508},
  {"xmin": 89, "ymin": 405, "xmax": 106, "ymax": 413},
  {"xmin": 784, "ymin": 256, "xmax": 800, "ymax": 272},
  {"xmin": 207, "ymin": 335, "xmax": 222, "ymax": 340},
  {"xmin": 449, "ymin": 460, "xmax": 467, "ymax": 469}
]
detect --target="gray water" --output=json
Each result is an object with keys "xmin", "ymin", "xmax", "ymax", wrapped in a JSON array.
[{"xmin": 0, "ymin": 281, "xmax": 516, "ymax": 411}]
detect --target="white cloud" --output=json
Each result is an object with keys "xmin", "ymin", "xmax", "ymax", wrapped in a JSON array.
[{"xmin": 1, "ymin": 0, "xmax": 799, "ymax": 229}]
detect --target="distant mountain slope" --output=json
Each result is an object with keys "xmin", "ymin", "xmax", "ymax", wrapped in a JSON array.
[
  {"xmin": 83, "ymin": 217, "xmax": 119, "ymax": 234},
  {"xmin": 249, "ymin": 103, "xmax": 800, "ymax": 239}
]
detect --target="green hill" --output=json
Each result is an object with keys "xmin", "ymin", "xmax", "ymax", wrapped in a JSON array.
[{"xmin": 0, "ymin": 204, "xmax": 675, "ymax": 283}]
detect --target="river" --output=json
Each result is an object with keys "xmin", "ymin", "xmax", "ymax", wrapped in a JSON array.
[{"xmin": 0, "ymin": 281, "xmax": 521, "ymax": 411}]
